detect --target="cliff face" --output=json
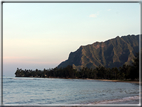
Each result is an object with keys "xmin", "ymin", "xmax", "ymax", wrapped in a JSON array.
[{"xmin": 58, "ymin": 34, "xmax": 140, "ymax": 70}]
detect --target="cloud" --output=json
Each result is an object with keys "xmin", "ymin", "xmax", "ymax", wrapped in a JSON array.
[
  {"xmin": 89, "ymin": 11, "xmax": 100, "ymax": 18},
  {"xmin": 107, "ymin": 9, "xmax": 111, "ymax": 11},
  {"xmin": 89, "ymin": 14, "xmax": 97, "ymax": 18}
]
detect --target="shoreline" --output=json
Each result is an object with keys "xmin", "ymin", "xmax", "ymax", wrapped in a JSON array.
[
  {"xmin": 92, "ymin": 79, "xmax": 140, "ymax": 84},
  {"xmin": 15, "ymin": 76, "xmax": 140, "ymax": 84},
  {"xmin": 49, "ymin": 77, "xmax": 140, "ymax": 84}
]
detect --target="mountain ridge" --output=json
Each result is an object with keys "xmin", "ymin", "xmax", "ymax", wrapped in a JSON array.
[{"xmin": 58, "ymin": 34, "xmax": 140, "ymax": 70}]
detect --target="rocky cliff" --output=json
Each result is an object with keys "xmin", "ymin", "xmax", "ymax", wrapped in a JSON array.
[{"xmin": 58, "ymin": 34, "xmax": 140, "ymax": 70}]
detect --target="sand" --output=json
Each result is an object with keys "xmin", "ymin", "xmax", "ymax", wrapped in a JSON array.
[{"xmin": 86, "ymin": 78, "xmax": 140, "ymax": 84}]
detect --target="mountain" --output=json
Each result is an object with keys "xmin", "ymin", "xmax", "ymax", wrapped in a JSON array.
[{"xmin": 58, "ymin": 34, "xmax": 141, "ymax": 70}]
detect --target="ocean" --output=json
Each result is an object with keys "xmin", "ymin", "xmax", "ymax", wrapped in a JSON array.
[{"xmin": 3, "ymin": 77, "xmax": 141, "ymax": 106}]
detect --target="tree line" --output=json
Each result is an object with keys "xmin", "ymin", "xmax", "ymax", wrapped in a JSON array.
[{"xmin": 15, "ymin": 53, "xmax": 139, "ymax": 81}]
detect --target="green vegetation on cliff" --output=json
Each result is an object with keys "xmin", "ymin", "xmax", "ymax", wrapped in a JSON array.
[{"xmin": 58, "ymin": 34, "xmax": 140, "ymax": 70}]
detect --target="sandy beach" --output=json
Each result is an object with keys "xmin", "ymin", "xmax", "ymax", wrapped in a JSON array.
[
  {"xmin": 98, "ymin": 79, "xmax": 140, "ymax": 84},
  {"xmin": 84, "ymin": 78, "xmax": 140, "ymax": 84}
]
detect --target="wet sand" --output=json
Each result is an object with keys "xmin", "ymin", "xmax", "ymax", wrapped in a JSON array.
[{"xmin": 89, "ymin": 79, "xmax": 140, "ymax": 84}]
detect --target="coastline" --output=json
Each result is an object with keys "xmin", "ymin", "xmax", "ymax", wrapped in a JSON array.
[
  {"xmin": 15, "ymin": 76, "xmax": 140, "ymax": 84},
  {"xmin": 51, "ymin": 77, "xmax": 140, "ymax": 84},
  {"xmin": 92, "ymin": 79, "xmax": 140, "ymax": 84}
]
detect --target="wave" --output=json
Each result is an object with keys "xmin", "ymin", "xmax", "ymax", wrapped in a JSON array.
[
  {"xmin": 10, "ymin": 77, "xmax": 55, "ymax": 80},
  {"xmin": 12, "ymin": 77, "xmax": 35, "ymax": 80},
  {"xmin": 91, "ymin": 96, "xmax": 139, "ymax": 104}
]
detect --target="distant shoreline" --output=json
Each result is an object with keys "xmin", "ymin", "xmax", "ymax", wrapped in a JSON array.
[
  {"xmin": 54, "ymin": 77, "xmax": 140, "ymax": 84},
  {"xmin": 15, "ymin": 76, "xmax": 140, "ymax": 84},
  {"xmin": 80, "ymin": 78, "xmax": 140, "ymax": 84},
  {"xmin": 92, "ymin": 79, "xmax": 140, "ymax": 84}
]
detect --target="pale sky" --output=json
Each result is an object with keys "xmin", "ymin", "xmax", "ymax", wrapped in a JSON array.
[{"xmin": 3, "ymin": 2, "xmax": 140, "ymax": 76}]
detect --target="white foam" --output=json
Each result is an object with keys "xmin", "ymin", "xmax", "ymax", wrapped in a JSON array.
[
  {"xmin": 93, "ymin": 96, "xmax": 139, "ymax": 104},
  {"xmin": 12, "ymin": 77, "xmax": 35, "ymax": 80}
]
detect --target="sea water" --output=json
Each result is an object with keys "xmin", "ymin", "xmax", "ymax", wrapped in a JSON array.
[{"xmin": 3, "ymin": 77, "xmax": 141, "ymax": 105}]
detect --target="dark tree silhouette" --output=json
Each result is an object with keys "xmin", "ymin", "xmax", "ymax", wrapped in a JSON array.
[{"xmin": 15, "ymin": 52, "xmax": 139, "ymax": 81}]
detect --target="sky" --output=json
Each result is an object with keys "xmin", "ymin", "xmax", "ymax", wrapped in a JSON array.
[{"xmin": 3, "ymin": 2, "xmax": 140, "ymax": 77}]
